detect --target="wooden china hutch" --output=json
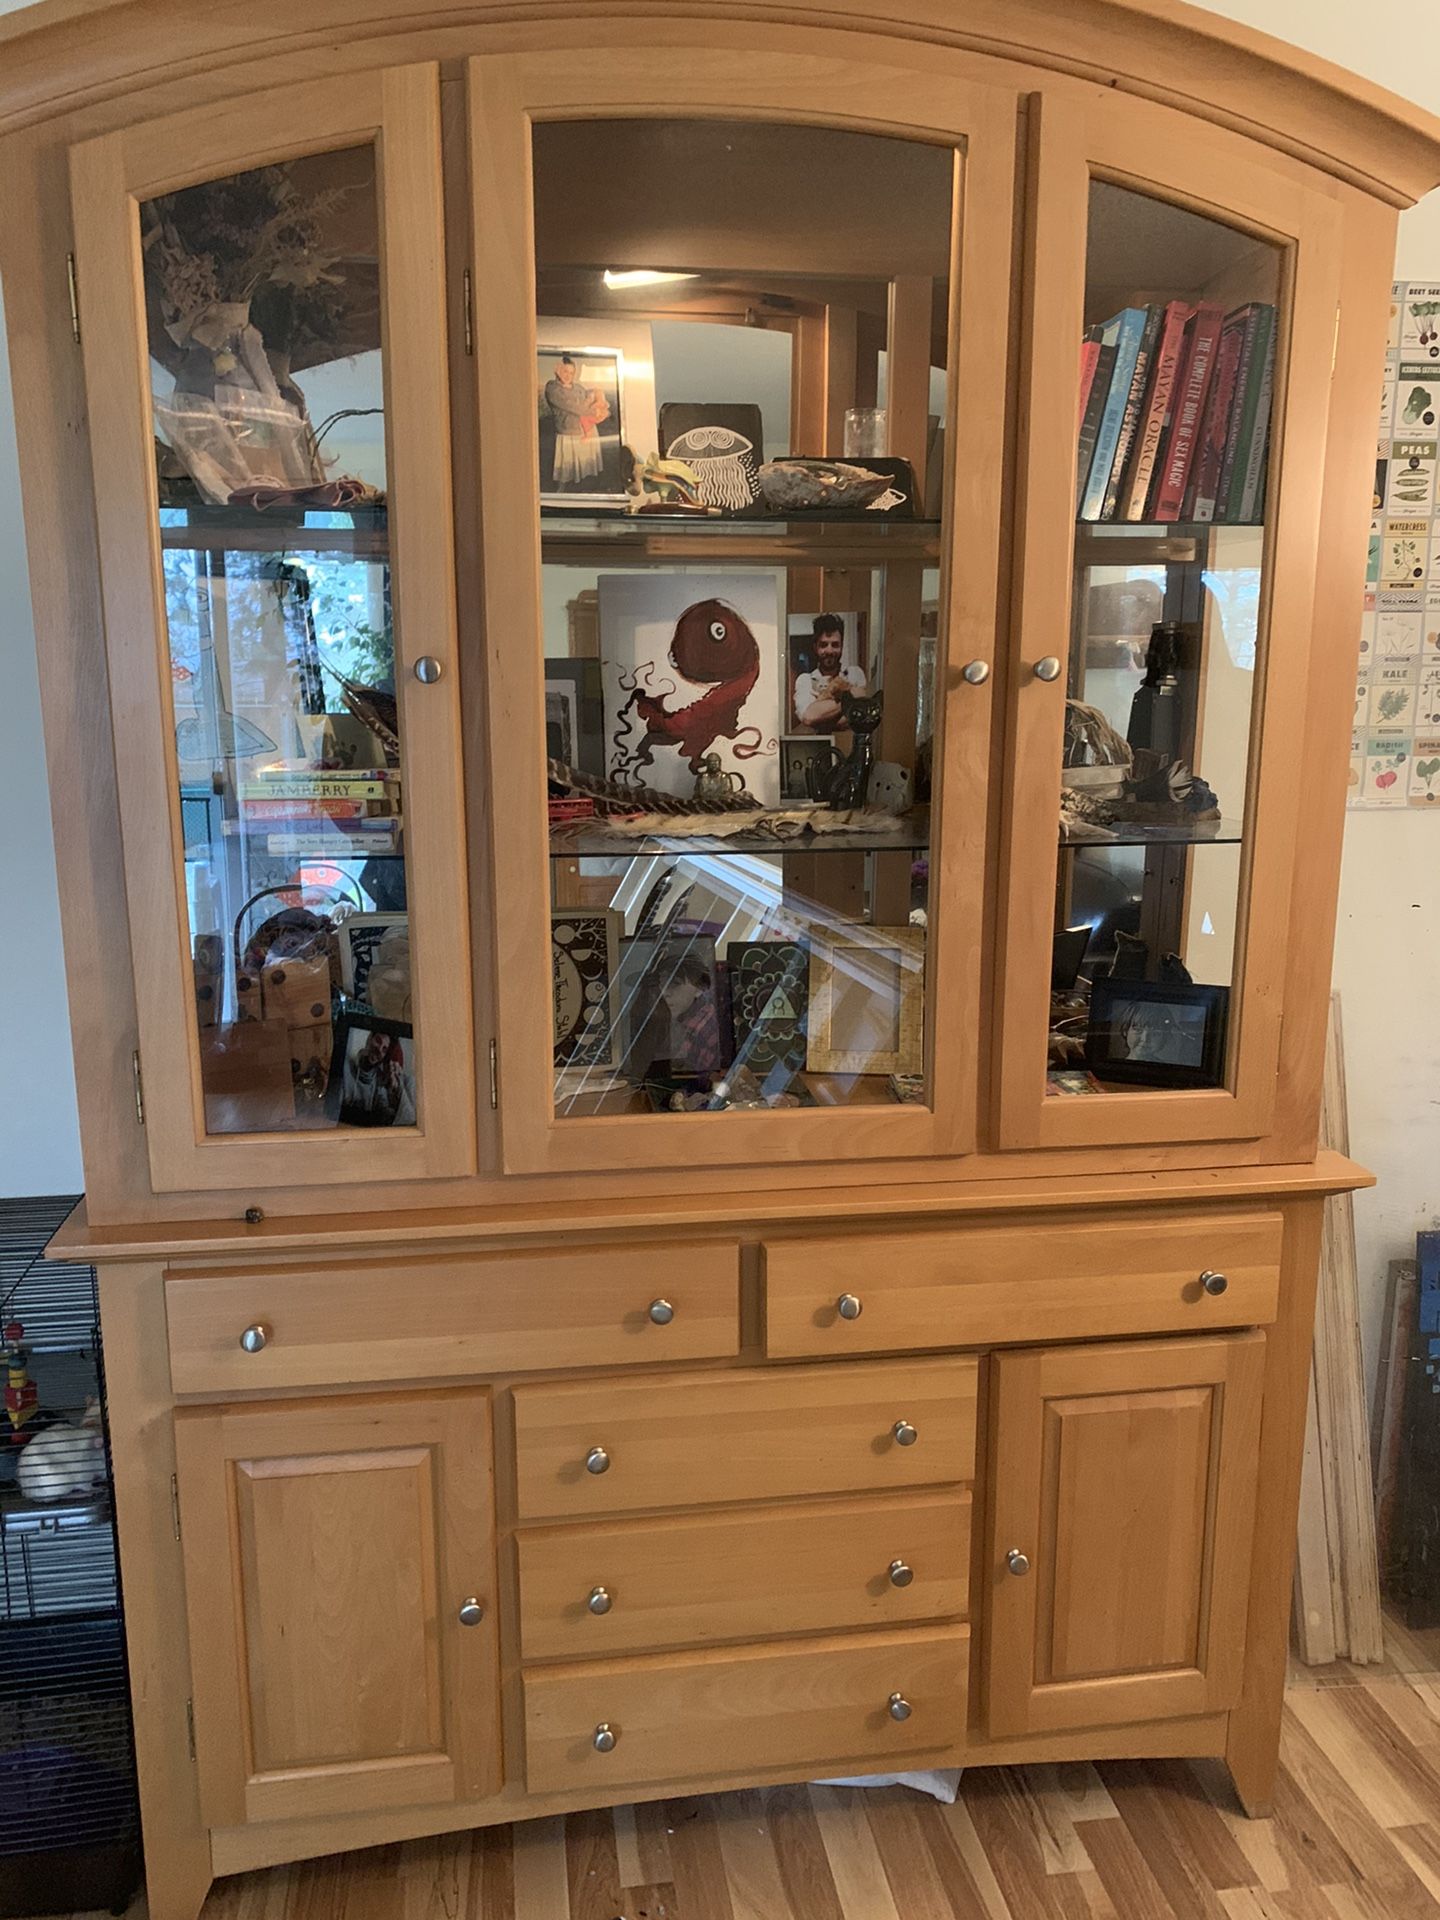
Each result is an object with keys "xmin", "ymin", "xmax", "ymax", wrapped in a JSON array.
[{"xmin": 0, "ymin": 2, "xmax": 1434, "ymax": 1913}]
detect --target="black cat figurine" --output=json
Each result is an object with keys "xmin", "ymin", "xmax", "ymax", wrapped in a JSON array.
[{"xmin": 805, "ymin": 689, "xmax": 884, "ymax": 809}]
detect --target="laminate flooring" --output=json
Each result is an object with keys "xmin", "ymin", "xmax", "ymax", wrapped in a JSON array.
[{"xmin": 33, "ymin": 1614, "xmax": 1440, "ymax": 1920}]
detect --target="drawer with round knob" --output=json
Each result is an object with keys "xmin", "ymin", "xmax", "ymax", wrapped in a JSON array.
[
  {"xmin": 762, "ymin": 1210, "xmax": 1282, "ymax": 1359},
  {"xmin": 163, "ymin": 1241, "xmax": 739, "ymax": 1394},
  {"xmin": 522, "ymin": 1624, "xmax": 970, "ymax": 1795},
  {"xmin": 512, "ymin": 1356, "xmax": 978, "ymax": 1521},
  {"xmin": 517, "ymin": 1490, "xmax": 972, "ymax": 1659}
]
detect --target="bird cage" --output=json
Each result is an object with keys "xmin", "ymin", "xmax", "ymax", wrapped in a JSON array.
[{"xmin": 0, "ymin": 1195, "xmax": 141, "ymax": 1917}]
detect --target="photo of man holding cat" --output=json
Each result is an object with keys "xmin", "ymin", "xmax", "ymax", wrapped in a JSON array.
[{"xmin": 788, "ymin": 611, "xmax": 869, "ymax": 732}]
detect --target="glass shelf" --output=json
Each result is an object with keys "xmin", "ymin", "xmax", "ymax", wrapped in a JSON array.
[
  {"xmin": 1059, "ymin": 816, "xmax": 1245, "ymax": 849},
  {"xmin": 549, "ymin": 821, "xmax": 931, "ymax": 859},
  {"xmin": 158, "ymin": 503, "xmax": 388, "ymax": 555},
  {"xmin": 540, "ymin": 512, "xmax": 941, "ymax": 567}
]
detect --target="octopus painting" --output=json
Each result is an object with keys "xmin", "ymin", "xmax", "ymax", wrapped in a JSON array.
[{"xmin": 609, "ymin": 595, "xmax": 775, "ymax": 791}]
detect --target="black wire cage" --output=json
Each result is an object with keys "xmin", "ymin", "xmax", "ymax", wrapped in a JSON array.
[{"xmin": 0, "ymin": 1196, "xmax": 142, "ymax": 1917}]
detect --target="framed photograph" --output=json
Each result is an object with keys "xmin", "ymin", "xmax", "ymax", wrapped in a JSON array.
[
  {"xmin": 1084, "ymin": 978, "xmax": 1229, "ymax": 1089},
  {"xmin": 806, "ymin": 925, "xmax": 925, "ymax": 1076},
  {"xmin": 544, "ymin": 657, "xmax": 605, "ymax": 774},
  {"xmin": 599, "ymin": 571, "xmax": 783, "ymax": 805},
  {"xmin": 325, "ymin": 1011, "xmax": 417, "ymax": 1128},
  {"xmin": 552, "ymin": 908, "xmax": 621, "ymax": 1069},
  {"xmin": 728, "ymin": 939, "xmax": 809, "ymax": 1085},
  {"xmin": 537, "ymin": 344, "xmax": 627, "ymax": 503},
  {"xmin": 338, "ymin": 912, "xmax": 406, "ymax": 1008},
  {"xmin": 615, "ymin": 934, "xmax": 729, "ymax": 1080},
  {"xmin": 780, "ymin": 735, "xmax": 836, "ymax": 801},
  {"xmin": 787, "ymin": 612, "xmax": 870, "ymax": 734}
]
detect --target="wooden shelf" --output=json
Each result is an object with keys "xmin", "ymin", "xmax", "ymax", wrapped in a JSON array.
[
  {"xmin": 1060, "ymin": 817, "xmax": 1245, "ymax": 849},
  {"xmin": 540, "ymin": 512, "xmax": 941, "ymax": 567},
  {"xmin": 158, "ymin": 504, "xmax": 388, "ymax": 557}
]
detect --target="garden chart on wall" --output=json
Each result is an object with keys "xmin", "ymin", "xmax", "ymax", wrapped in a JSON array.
[{"xmin": 1353, "ymin": 281, "xmax": 1440, "ymax": 806}]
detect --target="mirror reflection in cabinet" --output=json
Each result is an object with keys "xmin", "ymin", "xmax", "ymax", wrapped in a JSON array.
[
  {"xmin": 530, "ymin": 118, "xmax": 956, "ymax": 1121},
  {"xmin": 144, "ymin": 145, "xmax": 420, "ymax": 1137},
  {"xmin": 1050, "ymin": 181, "xmax": 1281, "ymax": 1102}
]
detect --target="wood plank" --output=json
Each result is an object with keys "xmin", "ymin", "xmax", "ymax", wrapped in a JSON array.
[
  {"xmin": 511, "ymin": 1814, "xmax": 571, "ymax": 1920},
  {"xmin": 807, "ymin": 1784, "xmax": 901, "ymax": 1920}
]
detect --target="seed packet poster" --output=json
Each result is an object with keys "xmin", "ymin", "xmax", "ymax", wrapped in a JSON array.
[
  {"xmin": 598, "ymin": 572, "xmax": 783, "ymax": 806},
  {"xmin": 1352, "ymin": 281, "xmax": 1440, "ymax": 806}
]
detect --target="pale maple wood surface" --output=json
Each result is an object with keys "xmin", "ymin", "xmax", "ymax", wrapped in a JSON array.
[{"xmin": 37, "ymin": 1615, "xmax": 1440, "ymax": 1920}]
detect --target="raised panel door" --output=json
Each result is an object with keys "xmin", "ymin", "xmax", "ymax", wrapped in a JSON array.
[
  {"xmin": 987, "ymin": 1332, "xmax": 1263, "ymax": 1737},
  {"xmin": 173, "ymin": 1389, "xmax": 498, "ymax": 1825}
]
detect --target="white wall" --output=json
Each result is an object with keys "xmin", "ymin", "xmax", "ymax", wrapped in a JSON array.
[{"xmin": 0, "ymin": 0, "xmax": 1437, "ymax": 1351}]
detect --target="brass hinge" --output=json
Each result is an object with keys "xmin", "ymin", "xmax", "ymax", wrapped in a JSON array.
[
  {"xmin": 131, "ymin": 1049, "xmax": 145, "ymax": 1125},
  {"xmin": 66, "ymin": 251, "xmax": 80, "ymax": 345},
  {"xmin": 488, "ymin": 1036, "xmax": 498, "ymax": 1110},
  {"xmin": 170, "ymin": 1472, "xmax": 181, "ymax": 1540},
  {"xmin": 185, "ymin": 1698, "xmax": 197, "ymax": 1762},
  {"xmin": 462, "ymin": 267, "xmax": 474, "ymax": 356}
]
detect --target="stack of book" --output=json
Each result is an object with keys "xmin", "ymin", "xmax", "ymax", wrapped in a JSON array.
[
  {"xmin": 232, "ymin": 767, "xmax": 403, "ymax": 856},
  {"xmin": 1075, "ymin": 300, "xmax": 1276, "ymax": 525}
]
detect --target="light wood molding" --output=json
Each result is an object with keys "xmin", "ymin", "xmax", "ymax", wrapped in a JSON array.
[
  {"xmin": 68, "ymin": 65, "xmax": 476, "ymax": 1191},
  {"xmin": 986, "ymin": 1330, "xmax": 1265, "ymax": 1738},
  {"xmin": 521, "ymin": 1624, "xmax": 971, "ymax": 1796},
  {"xmin": 163, "ymin": 1241, "xmax": 740, "ymax": 1394},
  {"xmin": 762, "ymin": 1209, "xmax": 1282, "ymax": 1359},
  {"xmin": 517, "ymin": 1491, "xmax": 972, "ymax": 1660},
  {"xmin": 173, "ymin": 1388, "xmax": 500, "ymax": 1826},
  {"xmin": 512, "ymin": 1356, "xmax": 979, "ymax": 1521}
]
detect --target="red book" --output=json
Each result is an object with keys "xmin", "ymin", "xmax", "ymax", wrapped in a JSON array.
[
  {"xmin": 1152, "ymin": 302, "xmax": 1225, "ymax": 522},
  {"xmin": 240, "ymin": 798, "xmax": 381, "ymax": 821},
  {"xmin": 1121, "ymin": 300, "xmax": 1191, "ymax": 522},
  {"xmin": 1076, "ymin": 338, "xmax": 1102, "ymax": 435},
  {"xmin": 1186, "ymin": 312, "xmax": 1246, "ymax": 522}
]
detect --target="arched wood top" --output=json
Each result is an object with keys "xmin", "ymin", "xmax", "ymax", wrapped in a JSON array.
[{"xmin": 0, "ymin": 0, "xmax": 1438, "ymax": 207}]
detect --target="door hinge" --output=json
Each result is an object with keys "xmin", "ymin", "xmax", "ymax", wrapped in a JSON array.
[
  {"xmin": 488, "ymin": 1036, "xmax": 498, "ymax": 1110},
  {"xmin": 462, "ymin": 267, "xmax": 474, "ymax": 357},
  {"xmin": 185, "ymin": 1698, "xmax": 197, "ymax": 1761},
  {"xmin": 170, "ymin": 1472, "xmax": 181, "ymax": 1540},
  {"xmin": 65, "ymin": 251, "xmax": 80, "ymax": 345},
  {"xmin": 131, "ymin": 1049, "xmax": 145, "ymax": 1126}
]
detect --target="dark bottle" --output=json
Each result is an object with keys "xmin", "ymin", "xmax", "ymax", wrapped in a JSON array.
[{"xmin": 1127, "ymin": 620, "xmax": 1183, "ymax": 760}]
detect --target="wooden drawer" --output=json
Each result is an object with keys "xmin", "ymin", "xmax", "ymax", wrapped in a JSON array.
[
  {"xmin": 763, "ymin": 1210, "xmax": 1282, "ymax": 1359},
  {"xmin": 523, "ymin": 1624, "xmax": 969, "ymax": 1794},
  {"xmin": 518, "ymin": 1491, "xmax": 971, "ymax": 1659},
  {"xmin": 164, "ymin": 1241, "xmax": 739, "ymax": 1394},
  {"xmin": 512, "ymin": 1356, "xmax": 978, "ymax": 1521}
]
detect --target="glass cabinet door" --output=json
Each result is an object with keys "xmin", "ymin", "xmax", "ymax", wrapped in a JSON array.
[
  {"xmin": 470, "ymin": 50, "xmax": 1014, "ymax": 1172},
  {"xmin": 996, "ymin": 93, "xmax": 1342, "ymax": 1150},
  {"xmin": 72, "ymin": 70, "xmax": 475, "ymax": 1191}
]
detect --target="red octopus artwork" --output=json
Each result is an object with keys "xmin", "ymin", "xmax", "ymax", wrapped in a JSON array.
[{"xmin": 611, "ymin": 597, "xmax": 770, "ymax": 782}]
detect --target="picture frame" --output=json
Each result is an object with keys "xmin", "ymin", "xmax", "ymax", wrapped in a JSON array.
[
  {"xmin": 615, "ymin": 933, "xmax": 729, "ymax": 1081},
  {"xmin": 337, "ymin": 911, "xmax": 406, "ymax": 1008},
  {"xmin": 544, "ymin": 657, "xmax": 605, "ymax": 774},
  {"xmin": 325, "ymin": 1010, "xmax": 417, "ymax": 1128},
  {"xmin": 552, "ymin": 908, "xmax": 622, "ymax": 1069},
  {"xmin": 537, "ymin": 343, "xmax": 627, "ymax": 504},
  {"xmin": 806, "ymin": 925, "xmax": 925, "ymax": 1076},
  {"xmin": 728, "ymin": 939, "xmax": 809, "ymax": 1085},
  {"xmin": 780, "ymin": 735, "xmax": 836, "ymax": 801},
  {"xmin": 787, "ymin": 611, "xmax": 870, "ymax": 734},
  {"xmin": 1084, "ymin": 977, "xmax": 1229, "ymax": 1089},
  {"xmin": 535, "ymin": 317, "xmax": 656, "ymax": 509}
]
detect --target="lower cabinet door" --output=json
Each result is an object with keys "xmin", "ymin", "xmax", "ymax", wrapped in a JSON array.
[
  {"xmin": 986, "ymin": 1332, "xmax": 1264, "ymax": 1738},
  {"xmin": 173, "ymin": 1388, "xmax": 500, "ymax": 1826},
  {"xmin": 524, "ymin": 1625, "xmax": 970, "ymax": 1795}
]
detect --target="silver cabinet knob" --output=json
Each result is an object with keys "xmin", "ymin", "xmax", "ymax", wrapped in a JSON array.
[
  {"xmin": 961, "ymin": 660, "xmax": 990, "ymax": 685},
  {"xmin": 239, "ymin": 1324, "xmax": 268, "ymax": 1354},
  {"xmin": 1007, "ymin": 1548, "xmax": 1030, "ymax": 1576},
  {"xmin": 585, "ymin": 1446, "xmax": 611, "ymax": 1476},
  {"xmin": 588, "ymin": 1585, "xmax": 612, "ymax": 1616},
  {"xmin": 892, "ymin": 1419, "xmax": 918, "ymax": 1447},
  {"xmin": 837, "ymin": 1293, "xmax": 863, "ymax": 1321},
  {"xmin": 1200, "ymin": 1270, "xmax": 1229, "ymax": 1296},
  {"xmin": 648, "ymin": 1298, "xmax": 675, "ymax": 1325},
  {"xmin": 1033, "ymin": 655, "xmax": 1063, "ymax": 682},
  {"xmin": 888, "ymin": 1560, "xmax": 914, "ymax": 1588},
  {"xmin": 413, "ymin": 655, "xmax": 444, "ymax": 684},
  {"xmin": 593, "ymin": 1722, "xmax": 618, "ymax": 1753},
  {"xmin": 457, "ymin": 1596, "xmax": 485, "ymax": 1627},
  {"xmin": 888, "ymin": 1693, "xmax": 912, "ymax": 1722}
]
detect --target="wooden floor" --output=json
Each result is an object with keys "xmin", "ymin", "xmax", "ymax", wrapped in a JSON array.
[{"xmin": 38, "ymin": 1615, "xmax": 1440, "ymax": 1920}]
